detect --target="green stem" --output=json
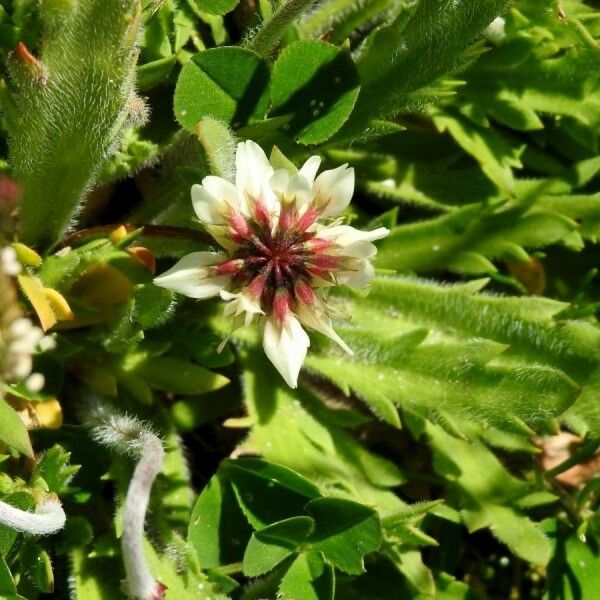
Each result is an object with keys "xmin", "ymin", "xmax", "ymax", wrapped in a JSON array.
[
  {"xmin": 9, "ymin": 0, "xmax": 141, "ymax": 251},
  {"xmin": 213, "ymin": 562, "xmax": 243, "ymax": 576},
  {"xmin": 298, "ymin": 0, "xmax": 396, "ymax": 40},
  {"xmin": 546, "ymin": 437, "xmax": 600, "ymax": 478},
  {"xmin": 568, "ymin": 17, "xmax": 600, "ymax": 50},
  {"xmin": 245, "ymin": 0, "xmax": 317, "ymax": 57},
  {"xmin": 60, "ymin": 224, "xmax": 212, "ymax": 249}
]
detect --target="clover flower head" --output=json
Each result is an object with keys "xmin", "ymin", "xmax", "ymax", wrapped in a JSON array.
[{"xmin": 154, "ymin": 141, "xmax": 389, "ymax": 387}]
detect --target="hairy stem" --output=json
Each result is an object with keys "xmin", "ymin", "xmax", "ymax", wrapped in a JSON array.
[
  {"xmin": 88, "ymin": 408, "xmax": 166, "ymax": 600},
  {"xmin": 6, "ymin": 0, "xmax": 142, "ymax": 251},
  {"xmin": 245, "ymin": 0, "xmax": 317, "ymax": 57},
  {"xmin": 122, "ymin": 432, "xmax": 166, "ymax": 600},
  {"xmin": 0, "ymin": 498, "xmax": 66, "ymax": 535}
]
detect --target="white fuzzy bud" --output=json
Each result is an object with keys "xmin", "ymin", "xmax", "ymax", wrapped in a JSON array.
[
  {"xmin": 485, "ymin": 16, "xmax": 506, "ymax": 44},
  {"xmin": 2, "ymin": 316, "xmax": 44, "ymax": 382},
  {"xmin": 38, "ymin": 334, "xmax": 57, "ymax": 352},
  {"xmin": 25, "ymin": 372, "xmax": 45, "ymax": 392},
  {"xmin": 0, "ymin": 247, "xmax": 21, "ymax": 276}
]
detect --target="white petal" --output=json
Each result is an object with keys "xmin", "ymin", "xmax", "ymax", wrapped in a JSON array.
[
  {"xmin": 263, "ymin": 315, "xmax": 310, "ymax": 388},
  {"xmin": 220, "ymin": 290, "xmax": 264, "ymax": 326},
  {"xmin": 235, "ymin": 140, "xmax": 274, "ymax": 199},
  {"xmin": 204, "ymin": 176, "xmax": 240, "ymax": 210},
  {"xmin": 204, "ymin": 224, "xmax": 238, "ymax": 251},
  {"xmin": 318, "ymin": 225, "xmax": 390, "ymax": 246},
  {"xmin": 299, "ymin": 155, "xmax": 321, "ymax": 185},
  {"xmin": 337, "ymin": 259, "xmax": 375, "ymax": 289},
  {"xmin": 259, "ymin": 182, "xmax": 280, "ymax": 216},
  {"xmin": 153, "ymin": 252, "xmax": 229, "ymax": 299},
  {"xmin": 191, "ymin": 178, "xmax": 239, "ymax": 226},
  {"xmin": 270, "ymin": 169, "xmax": 312, "ymax": 209},
  {"xmin": 296, "ymin": 303, "xmax": 352, "ymax": 355},
  {"xmin": 338, "ymin": 241, "xmax": 378, "ymax": 259},
  {"xmin": 269, "ymin": 169, "xmax": 290, "ymax": 194},
  {"xmin": 313, "ymin": 165, "xmax": 355, "ymax": 218}
]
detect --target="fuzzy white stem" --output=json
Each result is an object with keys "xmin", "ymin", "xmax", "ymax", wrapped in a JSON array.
[
  {"xmin": 86, "ymin": 407, "xmax": 166, "ymax": 599},
  {"xmin": 122, "ymin": 432, "xmax": 165, "ymax": 600},
  {"xmin": 0, "ymin": 498, "xmax": 66, "ymax": 535}
]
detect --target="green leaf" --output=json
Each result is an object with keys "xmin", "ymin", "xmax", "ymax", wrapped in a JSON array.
[
  {"xmin": 0, "ymin": 493, "xmax": 35, "ymax": 559},
  {"xmin": 0, "ymin": 398, "xmax": 33, "ymax": 458},
  {"xmin": 225, "ymin": 458, "xmax": 320, "ymax": 529},
  {"xmin": 270, "ymin": 40, "xmax": 360, "ymax": 144},
  {"xmin": 382, "ymin": 500, "xmax": 445, "ymax": 526},
  {"xmin": 307, "ymin": 498, "xmax": 382, "ymax": 574},
  {"xmin": 544, "ymin": 519, "xmax": 600, "ymax": 600},
  {"xmin": 157, "ymin": 432, "xmax": 196, "ymax": 531},
  {"xmin": 171, "ymin": 390, "xmax": 240, "ymax": 431},
  {"xmin": 227, "ymin": 458, "xmax": 321, "ymax": 500},
  {"xmin": 485, "ymin": 505, "xmax": 551, "ymax": 566},
  {"xmin": 278, "ymin": 552, "xmax": 335, "ymax": 600},
  {"xmin": 307, "ymin": 277, "xmax": 584, "ymax": 433},
  {"xmin": 192, "ymin": 0, "xmax": 239, "ymax": 16},
  {"xmin": 334, "ymin": 553, "xmax": 417, "ymax": 600},
  {"xmin": 0, "ymin": 556, "xmax": 17, "ymax": 597},
  {"xmin": 386, "ymin": 523, "xmax": 439, "ymax": 548},
  {"xmin": 428, "ymin": 423, "xmax": 551, "ymax": 566},
  {"xmin": 463, "ymin": 39, "xmax": 600, "ymax": 128},
  {"xmin": 243, "ymin": 516, "xmax": 314, "ymax": 577},
  {"xmin": 352, "ymin": 277, "xmax": 599, "ymax": 376},
  {"xmin": 174, "ymin": 48, "xmax": 270, "ymax": 131},
  {"xmin": 125, "ymin": 354, "xmax": 230, "ymax": 395},
  {"xmin": 31, "ymin": 445, "xmax": 79, "ymax": 494},
  {"xmin": 432, "ymin": 109, "xmax": 523, "ymax": 195},
  {"xmin": 137, "ymin": 55, "xmax": 177, "ymax": 91},
  {"xmin": 238, "ymin": 350, "xmax": 405, "ymax": 514},
  {"xmin": 144, "ymin": 538, "xmax": 224, "ymax": 599},
  {"xmin": 392, "ymin": 549, "xmax": 436, "ymax": 597},
  {"xmin": 363, "ymin": 162, "xmax": 498, "ymax": 211},
  {"xmin": 68, "ymin": 547, "xmax": 123, "ymax": 599},
  {"xmin": 374, "ymin": 198, "xmax": 577, "ymax": 275},
  {"xmin": 196, "ymin": 117, "xmax": 236, "ymax": 180},
  {"xmin": 132, "ymin": 285, "xmax": 175, "ymax": 330},
  {"xmin": 151, "ymin": 323, "xmax": 235, "ymax": 368},
  {"xmin": 188, "ymin": 472, "xmax": 253, "ymax": 569},
  {"xmin": 20, "ymin": 546, "xmax": 54, "ymax": 594},
  {"xmin": 339, "ymin": 0, "xmax": 511, "ymax": 138},
  {"xmin": 435, "ymin": 573, "xmax": 480, "ymax": 600}
]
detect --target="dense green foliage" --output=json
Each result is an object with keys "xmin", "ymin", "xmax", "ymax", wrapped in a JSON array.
[{"xmin": 1, "ymin": 0, "xmax": 600, "ymax": 598}]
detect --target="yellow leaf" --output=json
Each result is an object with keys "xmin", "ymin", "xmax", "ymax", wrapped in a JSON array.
[
  {"xmin": 32, "ymin": 398, "xmax": 63, "ymax": 429},
  {"xmin": 11, "ymin": 242, "xmax": 42, "ymax": 267},
  {"xmin": 109, "ymin": 225, "xmax": 128, "ymax": 244},
  {"xmin": 223, "ymin": 416, "xmax": 254, "ymax": 428},
  {"xmin": 10, "ymin": 397, "xmax": 63, "ymax": 430},
  {"xmin": 69, "ymin": 263, "xmax": 133, "ymax": 310},
  {"xmin": 507, "ymin": 257, "xmax": 546, "ymax": 295},
  {"xmin": 18, "ymin": 274, "xmax": 57, "ymax": 331},
  {"xmin": 43, "ymin": 288, "xmax": 75, "ymax": 321}
]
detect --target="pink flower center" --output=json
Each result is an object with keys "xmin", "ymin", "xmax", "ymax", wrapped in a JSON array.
[{"xmin": 216, "ymin": 209, "xmax": 338, "ymax": 316}]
